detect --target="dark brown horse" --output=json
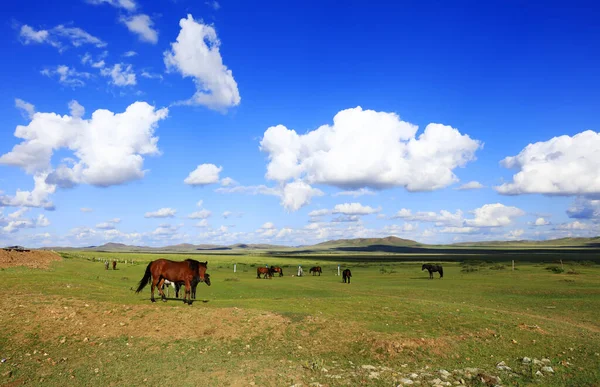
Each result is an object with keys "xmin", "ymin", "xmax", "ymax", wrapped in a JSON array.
[
  {"xmin": 173, "ymin": 273, "xmax": 211, "ymax": 299},
  {"xmin": 342, "ymin": 269, "xmax": 352, "ymax": 283},
  {"xmin": 269, "ymin": 266, "xmax": 284, "ymax": 277},
  {"xmin": 112, "ymin": 260, "xmax": 117, "ymax": 270},
  {"xmin": 135, "ymin": 259, "xmax": 208, "ymax": 304},
  {"xmin": 257, "ymin": 267, "xmax": 272, "ymax": 279},
  {"xmin": 422, "ymin": 263, "xmax": 443, "ymax": 279},
  {"xmin": 309, "ymin": 266, "xmax": 322, "ymax": 276}
]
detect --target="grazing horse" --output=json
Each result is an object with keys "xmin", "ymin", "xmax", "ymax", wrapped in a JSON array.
[
  {"xmin": 257, "ymin": 267, "xmax": 272, "ymax": 279},
  {"xmin": 342, "ymin": 269, "xmax": 352, "ymax": 283},
  {"xmin": 135, "ymin": 259, "xmax": 208, "ymax": 304},
  {"xmin": 173, "ymin": 273, "xmax": 211, "ymax": 299},
  {"xmin": 422, "ymin": 263, "xmax": 443, "ymax": 279},
  {"xmin": 309, "ymin": 266, "xmax": 322, "ymax": 276},
  {"xmin": 269, "ymin": 266, "xmax": 284, "ymax": 277},
  {"xmin": 112, "ymin": 260, "xmax": 117, "ymax": 270},
  {"xmin": 104, "ymin": 261, "xmax": 109, "ymax": 270}
]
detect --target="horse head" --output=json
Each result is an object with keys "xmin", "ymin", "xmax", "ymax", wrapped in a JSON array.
[
  {"xmin": 421, "ymin": 264, "xmax": 427, "ymax": 270},
  {"xmin": 203, "ymin": 273, "xmax": 211, "ymax": 286}
]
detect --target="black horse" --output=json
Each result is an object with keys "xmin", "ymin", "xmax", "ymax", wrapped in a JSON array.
[
  {"xmin": 309, "ymin": 266, "xmax": 322, "ymax": 276},
  {"xmin": 342, "ymin": 269, "xmax": 352, "ymax": 283},
  {"xmin": 422, "ymin": 263, "xmax": 443, "ymax": 279}
]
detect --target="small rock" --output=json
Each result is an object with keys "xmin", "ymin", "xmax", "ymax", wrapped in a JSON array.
[
  {"xmin": 83, "ymin": 338, "xmax": 89, "ymax": 343},
  {"xmin": 431, "ymin": 378, "xmax": 442, "ymax": 384},
  {"xmin": 535, "ymin": 371, "xmax": 543, "ymax": 377},
  {"xmin": 94, "ymin": 368, "xmax": 99, "ymax": 373},
  {"xmin": 541, "ymin": 358, "xmax": 551, "ymax": 365},
  {"xmin": 249, "ymin": 382, "xmax": 255, "ymax": 386},
  {"xmin": 439, "ymin": 369, "xmax": 451, "ymax": 378},
  {"xmin": 309, "ymin": 383, "xmax": 322, "ymax": 387},
  {"xmin": 521, "ymin": 357, "xmax": 531, "ymax": 364},
  {"xmin": 60, "ymin": 337, "xmax": 66, "ymax": 344},
  {"xmin": 368, "ymin": 371, "xmax": 380, "ymax": 379},
  {"xmin": 409, "ymin": 373, "xmax": 419, "ymax": 379},
  {"xmin": 532, "ymin": 359, "xmax": 543, "ymax": 365},
  {"xmin": 399, "ymin": 378, "xmax": 414, "ymax": 385},
  {"xmin": 297, "ymin": 346, "xmax": 302, "ymax": 350},
  {"xmin": 361, "ymin": 365, "xmax": 377, "ymax": 370},
  {"xmin": 321, "ymin": 368, "xmax": 328, "ymax": 373},
  {"xmin": 541, "ymin": 366, "xmax": 554, "ymax": 373}
]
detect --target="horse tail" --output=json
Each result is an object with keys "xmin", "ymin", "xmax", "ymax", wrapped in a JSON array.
[
  {"xmin": 439, "ymin": 266, "xmax": 444, "ymax": 278},
  {"xmin": 135, "ymin": 262, "xmax": 153, "ymax": 293}
]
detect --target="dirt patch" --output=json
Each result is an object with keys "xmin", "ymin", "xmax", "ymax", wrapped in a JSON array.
[{"xmin": 0, "ymin": 249, "xmax": 61, "ymax": 269}]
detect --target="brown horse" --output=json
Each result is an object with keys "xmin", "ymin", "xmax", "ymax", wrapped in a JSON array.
[
  {"xmin": 342, "ymin": 269, "xmax": 352, "ymax": 283},
  {"xmin": 257, "ymin": 267, "xmax": 272, "ymax": 279},
  {"xmin": 112, "ymin": 260, "xmax": 117, "ymax": 270},
  {"xmin": 135, "ymin": 259, "xmax": 208, "ymax": 304},
  {"xmin": 269, "ymin": 266, "xmax": 284, "ymax": 277},
  {"xmin": 309, "ymin": 266, "xmax": 322, "ymax": 276}
]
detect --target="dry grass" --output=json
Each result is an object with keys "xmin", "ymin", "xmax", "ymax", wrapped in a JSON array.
[{"xmin": 0, "ymin": 250, "xmax": 61, "ymax": 269}]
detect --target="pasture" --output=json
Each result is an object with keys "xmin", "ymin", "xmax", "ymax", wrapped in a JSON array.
[{"xmin": 1, "ymin": 251, "xmax": 599, "ymax": 386}]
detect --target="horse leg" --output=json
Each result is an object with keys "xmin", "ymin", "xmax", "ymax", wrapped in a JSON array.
[
  {"xmin": 157, "ymin": 278, "xmax": 167, "ymax": 301},
  {"xmin": 150, "ymin": 277, "xmax": 157, "ymax": 303},
  {"xmin": 184, "ymin": 281, "xmax": 192, "ymax": 305}
]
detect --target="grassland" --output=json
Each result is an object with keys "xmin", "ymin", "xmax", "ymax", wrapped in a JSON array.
[{"xmin": 1, "ymin": 251, "xmax": 599, "ymax": 386}]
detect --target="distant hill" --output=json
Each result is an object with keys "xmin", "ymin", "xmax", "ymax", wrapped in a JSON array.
[
  {"xmin": 451, "ymin": 237, "xmax": 600, "ymax": 248},
  {"xmin": 311, "ymin": 236, "xmax": 420, "ymax": 249}
]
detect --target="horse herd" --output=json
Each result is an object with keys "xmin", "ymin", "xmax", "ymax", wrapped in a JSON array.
[{"xmin": 134, "ymin": 258, "xmax": 443, "ymax": 305}]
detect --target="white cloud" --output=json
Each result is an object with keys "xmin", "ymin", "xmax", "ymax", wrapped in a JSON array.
[
  {"xmin": 332, "ymin": 202, "xmax": 380, "ymax": 215},
  {"xmin": 383, "ymin": 223, "xmax": 418, "ymax": 234},
  {"xmin": 184, "ymin": 164, "xmax": 222, "ymax": 186},
  {"xmin": 276, "ymin": 227, "xmax": 293, "ymax": 239},
  {"xmin": 9, "ymin": 208, "xmax": 29, "ymax": 219},
  {"xmin": 220, "ymin": 177, "xmax": 237, "ymax": 187},
  {"xmin": 120, "ymin": 14, "xmax": 158, "ymax": 44},
  {"xmin": 2, "ymin": 219, "xmax": 34, "ymax": 233},
  {"xmin": 195, "ymin": 219, "xmax": 210, "ymax": 228},
  {"xmin": 86, "ymin": 0, "xmax": 137, "ymax": 11},
  {"xmin": 205, "ymin": 1, "xmax": 220, "ymax": 10},
  {"xmin": 465, "ymin": 203, "xmax": 525, "ymax": 227},
  {"xmin": 534, "ymin": 217, "xmax": 550, "ymax": 226},
  {"xmin": 164, "ymin": 14, "xmax": 240, "ymax": 110},
  {"xmin": 68, "ymin": 100, "xmax": 85, "ymax": 118},
  {"xmin": 80, "ymin": 207, "xmax": 93, "ymax": 212},
  {"xmin": 497, "ymin": 131, "xmax": 600, "ymax": 196},
  {"xmin": 123, "ymin": 51, "xmax": 137, "ymax": 57},
  {"xmin": 19, "ymin": 24, "xmax": 106, "ymax": 50},
  {"xmin": 1, "ymin": 101, "xmax": 167, "ymax": 189},
  {"xmin": 41, "ymin": 65, "xmax": 92, "ymax": 88},
  {"xmin": 331, "ymin": 215, "xmax": 360, "ymax": 223},
  {"xmin": 332, "ymin": 188, "xmax": 376, "ymax": 197},
  {"xmin": 15, "ymin": 98, "xmax": 36, "ymax": 119},
  {"xmin": 145, "ymin": 208, "xmax": 177, "ymax": 218},
  {"xmin": 456, "ymin": 181, "xmax": 484, "ymax": 190},
  {"xmin": 281, "ymin": 180, "xmax": 324, "ymax": 212},
  {"xmin": 215, "ymin": 184, "xmax": 280, "ymax": 196},
  {"xmin": 505, "ymin": 229, "xmax": 525, "ymax": 239},
  {"xmin": 196, "ymin": 200, "xmax": 204, "ymax": 208},
  {"xmin": 556, "ymin": 221, "xmax": 590, "ymax": 230},
  {"xmin": 308, "ymin": 209, "xmax": 330, "ymax": 217},
  {"xmin": 222, "ymin": 211, "xmax": 232, "ymax": 218},
  {"xmin": 260, "ymin": 107, "xmax": 481, "ymax": 208},
  {"xmin": 0, "ymin": 173, "xmax": 55, "ymax": 210},
  {"xmin": 100, "ymin": 64, "xmax": 136, "ymax": 86},
  {"xmin": 36, "ymin": 214, "xmax": 50, "ymax": 227},
  {"xmin": 188, "ymin": 209, "xmax": 211, "ymax": 219},
  {"xmin": 439, "ymin": 226, "xmax": 479, "ymax": 234},
  {"xmin": 96, "ymin": 218, "xmax": 121, "ymax": 229},
  {"xmin": 392, "ymin": 208, "xmax": 464, "ymax": 227},
  {"xmin": 141, "ymin": 71, "xmax": 163, "ymax": 80}
]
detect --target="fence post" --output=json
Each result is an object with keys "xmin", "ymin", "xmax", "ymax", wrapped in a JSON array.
[
  {"xmin": 234, "ymin": 263, "xmax": 237, "ymax": 273},
  {"xmin": 512, "ymin": 260, "xmax": 515, "ymax": 271},
  {"xmin": 337, "ymin": 265, "xmax": 340, "ymax": 276}
]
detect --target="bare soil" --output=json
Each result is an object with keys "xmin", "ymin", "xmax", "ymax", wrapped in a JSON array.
[{"xmin": 0, "ymin": 249, "xmax": 61, "ymax": 269}]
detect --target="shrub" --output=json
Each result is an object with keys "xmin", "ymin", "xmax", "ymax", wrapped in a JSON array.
[
  {"xmin": 546, "ymin": 266, "xmax": 565, "ymax": 274},
  {"xmin": 489, "ymin": 264, "xmax": 506, "ymax": 270}
]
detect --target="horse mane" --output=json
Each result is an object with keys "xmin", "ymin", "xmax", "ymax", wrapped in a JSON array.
[{"xmin": 185, "ymin": 259, "xmax": 208, "ymax": 271}]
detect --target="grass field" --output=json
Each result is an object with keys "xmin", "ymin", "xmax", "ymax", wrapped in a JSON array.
[{"xmin": 1, "ymin": 251, "xmax": 599, "ymax": 386}]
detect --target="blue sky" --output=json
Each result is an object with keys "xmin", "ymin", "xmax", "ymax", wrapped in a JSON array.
[{"xmin": 1, "ymin": 0, "xmax": 600, "ymax": 247}]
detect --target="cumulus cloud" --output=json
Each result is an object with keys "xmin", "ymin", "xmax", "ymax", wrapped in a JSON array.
[
  {"xmin": 215, "ymin": 184, "xmax": 280, "ymax": 196},
  {"xmin": 184, "ymin": 164, "xmax": 222, "ymax": 186},
  {"xmin": 534, "ymin": 217, "xmax": 550, "ymax": 226},
  {"xmin": 456, "ymin": 181, "xmax": 484, "ymax": 190},
  {"xmin": 439, "ymin": 226, "xmax": 479, "ymax": 234},
  {"xmin": 220, "ymin": 177, "xmax": 237, "ymax": 187},
  {"xmin": 144, "ymin": 208, "xmax": 176, "ymax": 218},
  {"xmin": 332, "ymin": 188, "xmax": 376, "ymax": 197},
  {"xmin": 259, "ymin": 107, "xmax": 481, "ymax": 210},
  {"xmin": 15, "ymin": 98, "xmax": 36, "ymax": 119},
  {"xmin": 120, "ymin": 14, "xmax": 158, "ymax": 44},
  {"xmin": 332, "ymin": 202, "xmax": 380, "ymax": 215},
  {"xmin": 505, "ymin": 229, "xmax": 525, "ymax": 239},
  {"xmin": 222, "ymin": 211, "xmax": 232, "ymax": 219},
  {"xmin": 497, "ymin": 131, "xmax": 600, "ymax": 196},
  {"xmin": 164, "ymin": 14, "xmax": 240, "ymax": 110},
  {"xmin": 123, "ymin": 50, "xmax": 137, "ymax": 57},
  {"xmin": 19, "ymin": 24, "xmax": 107, "ymax": 51},
  {"xmin": 1, "ymin": 101, "xmax": 168, "ymax": 189},
  {"xmin": 555, "ymin": 221, "xmax": 590, "ymax": 230},
  {"xmin": 100, "ymin": 64, "xmax": 136, "ymax": 86},
  {"xmin": 281, "ymin": 180, "xmax": 324, "ymax": 212},
  {"xmin": 41, "ymin": 65, "xmax": 92, "ymax": 88},
  {"xmin": 96, "ymin": 218, "xmax": 121, "ymax": 229},
  {"xmin": 0, "ymin": 173, "xmax": 55, "ymax": 209},
  {"xmin": 308, "ymin": 209, "xmax": 330, "ymax": 217},
  {"xmin": 86, "ymin": 0, "xmax": 137, "ymax": 11},
  {"xmin": 195, "ymin": 219, "xmax": 210, "ymax": 228},
  {"xmin": 464, "ymin": 203, "xmax": 525, "ymax": 227},
  {"xmin": 187, "ymin": 209, "xmax": 211, "ymax": 219},
  {"xmin": 0, "ymin": 208, "xmax": 50, "ymax": 233},
  {"xmin": 36, "ymin": 214, "xmax": 51, "ymax": 227}
]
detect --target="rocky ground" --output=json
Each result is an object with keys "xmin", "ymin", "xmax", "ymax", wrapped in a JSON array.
[{"xmin": 0, "ymin": 249, "xmax": 61, "ymax": 269}]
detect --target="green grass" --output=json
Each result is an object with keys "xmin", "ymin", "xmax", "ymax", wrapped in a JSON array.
[{"xmin": 1, "ymin": 252, "xmax": 599, "ymax": 386}]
